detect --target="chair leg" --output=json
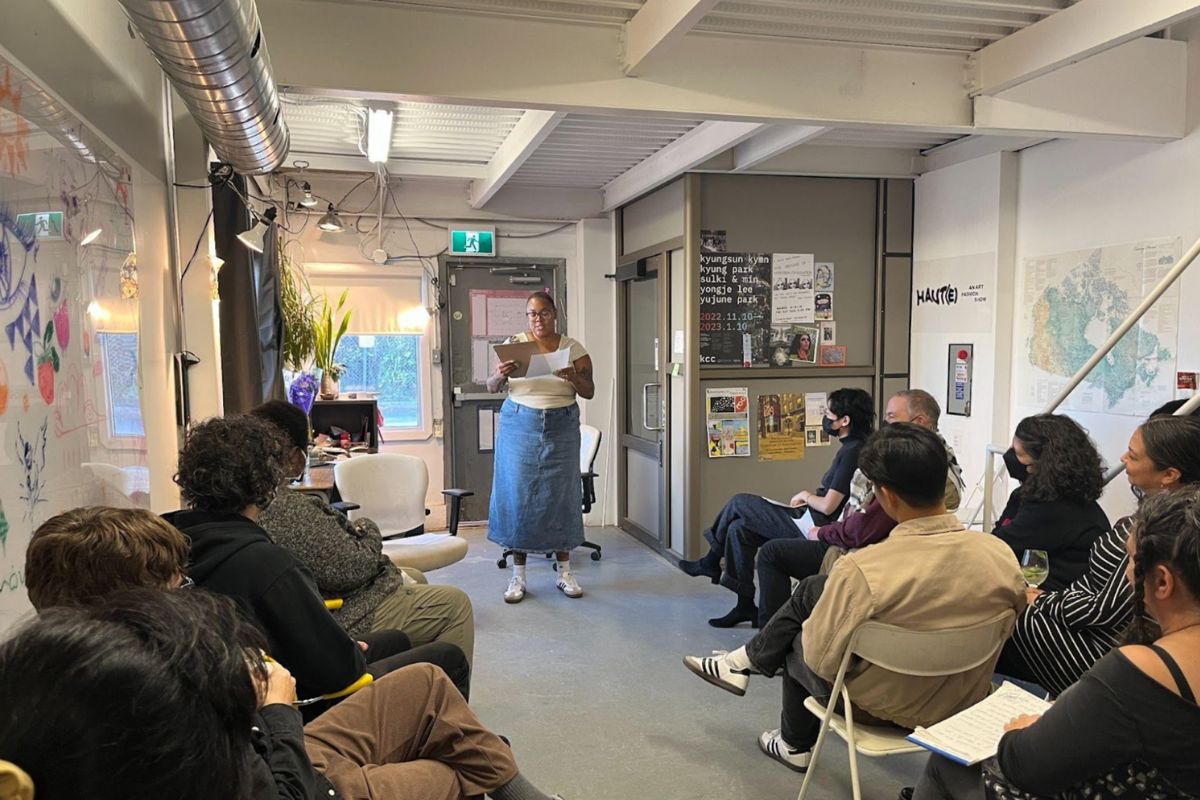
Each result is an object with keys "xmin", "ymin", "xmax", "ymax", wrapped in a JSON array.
[
  {"xmin": 843, "ymin": 695, "xmax": 863, "ymax": 800},
  {"xmin": 447, "ymin": 495, "xmax": 463, "ymax": 536},
  {"xmin": 797, "ymin": 706, "xmax": 835, "ymax": 800},
  {"xmin": 581, "ymin": 539, "xmax": 602, "ymax": 560}
]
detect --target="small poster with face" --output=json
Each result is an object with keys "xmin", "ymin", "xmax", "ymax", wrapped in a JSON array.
[{"xmin": 771, "ymin": 325, "xmax": 818, "ymax": 365}]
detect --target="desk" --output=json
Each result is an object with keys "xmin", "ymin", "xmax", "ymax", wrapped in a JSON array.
[{"xmin": 292, "ymin": 464, "xmax": 336, "ymax": 502}]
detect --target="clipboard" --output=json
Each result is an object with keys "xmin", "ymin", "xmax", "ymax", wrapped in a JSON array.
[{"xmin": 493, "ymin": 340, "xmax": 543, "ymax": 379}]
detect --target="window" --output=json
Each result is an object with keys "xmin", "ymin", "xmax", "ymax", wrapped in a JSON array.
[
  {"xmin": 97, "ymin": 332, "xmax": 145, "ymax": 438},
  {"xmin": 335, "ymin": 334, "xmax": 423, "ymax": 429}
]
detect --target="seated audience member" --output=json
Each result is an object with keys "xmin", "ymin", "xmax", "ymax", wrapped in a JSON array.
[
  {"xmin": 683, "ymin": 424, "xmax": 1025, "ymax": 772},
  {"xmin": 755, "ymin": 388, "xmax": 964, "ymax": 623},
  {"xmin": 0, "ymin": 582, "xmax": 561, "ymax": 800},
  {"xmin": 252, "ymin": 400, "xmax": 475, "ymax": 666},
  {"xmin": 997, "ymin": 415, "xmax": 1200, "ymax": 696},
  {"xmin": 164, "ymin": 414, "xmax": 470, "ymax": 700},
  {"xmin": 679, "ymin": 387, "xmax": 875, "ymax": 628},
  {"xmin": 994, "ymin": 414, "xmax": 1109, "ymax": 590},
  {"xmin": 915, "ymin": 487, "xmax": 1200, "ymax": 800}
]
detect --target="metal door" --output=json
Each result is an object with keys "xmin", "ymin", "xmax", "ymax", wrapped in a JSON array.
[{"xmin": 442, "ymin": 257, "xmax": 565, "ymax": 521}]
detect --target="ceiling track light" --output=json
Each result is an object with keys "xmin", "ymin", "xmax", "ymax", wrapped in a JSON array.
[
  {"xmin": 236, "ymin": 206, "xmax": 278, "ymax": 253},
  {"xmin": 298, "ymin": 181, "xmax": 318, "ymax": 208},
  {"xmin": 317, "ymin": 203, "xmax": 345, "ymax": 233},
  {"xmin": 367, "ymin": 108, "xmax": 394, "ymax": 164}
]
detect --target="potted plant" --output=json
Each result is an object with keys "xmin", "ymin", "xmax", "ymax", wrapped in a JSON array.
[
  {"xmin": 313, "ymin": 289, "xmax": 351, "ymax": 399},
  {"xmin": 279, "ymin": 241, "xmax": 321, "ymax": 413}
]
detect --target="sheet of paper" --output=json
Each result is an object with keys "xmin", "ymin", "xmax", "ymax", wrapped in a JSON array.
[
  {"xmin": 486, "ymin": 296, "xmax": 530, "ymax": 337},
  {"xmin": 472, "ymin": 339, "xmax": 496, "ymax": 384},
  {"xmin": 478, "ymin": 408, "xmax": 495, "ymax": 452},
  {"xmin": 792, "ymin": 510, "xmax": 815, "ymax": 537},
  {"xmin": 526, "ymin": 347, "xmax": 571, "ymax": 378},
  {"xmin": 470, "ymin": 292, "xmax": 488, "ymax": 337},
  {"xmin": 493, "ymin": 340, "xmax": 543, "ymax": 378},
  {"xmin": 771, "ymin": 253, "xmax": 815, "ymax": 324},
  {"xmin": 907, "ymin": 683, "xmax": 1052, "ymax": 766}
]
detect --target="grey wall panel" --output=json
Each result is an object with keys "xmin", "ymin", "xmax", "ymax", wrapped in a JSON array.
[
  {"xmin": 885, "ymin": 179, "xmax": 914, "ymax": 254},
  {"xmin": 698, "ymin": 374, "xmax": 875, "ymax": 524},
  {"xmin": 627, "ymin": 448, "xmax": 661, "ymax": 535},
  {"xmin": 883, "ymin": 256, "xmax": 912, "ymax": 376},
  {"xmin": 623, "ymin": 179, "xmax": 685, "ymax": 255},
  {"xmin": 698, "ymin": 174, "xmax": 878, "ymax": 367},
  {"xmin": 882, "ymin": 376, "xmax": 911, "ymax": 405}
]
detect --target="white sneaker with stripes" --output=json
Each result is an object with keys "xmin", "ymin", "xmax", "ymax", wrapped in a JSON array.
[
  {"xmin": 758, "ymin": 729, "xmax": 812, "ymax": 772},
  {"xmin": 556, "ymin": 572, "xmax": 583, "ymax": 598},
  {"xmin": 682, "ymin": 650, "xmax": 750, "ymax": 696}
]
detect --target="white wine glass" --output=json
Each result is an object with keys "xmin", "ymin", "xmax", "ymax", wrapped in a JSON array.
[{"xmin": 1021, "ymin": 549, "xmax": 1050, "ymax": 588}]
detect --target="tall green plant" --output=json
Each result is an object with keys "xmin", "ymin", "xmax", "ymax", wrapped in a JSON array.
[
  {"xmin": 313, "ymin": 289, "xmax": 352, "ymax": 381},
  {"xmin": 279, "ymin": 240, "xmax": 319, "ymax": 372}
]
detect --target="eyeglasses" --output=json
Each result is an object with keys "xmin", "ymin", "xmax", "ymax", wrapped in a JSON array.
[{"xmin": 526, "ymin": 309, "xmax": 555, "ymax": 320}]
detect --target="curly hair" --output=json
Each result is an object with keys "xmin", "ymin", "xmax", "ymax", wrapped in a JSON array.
[
  {"xmin": 1124, "ymin": 486, "xmax": 1200, "ymax": 644},
  {"xmin": 250, "ymin": 399, "xmax": 309, "ymax": 451},
  {"xmin": 828, "ymin": 387, "xmax": 875, "ymax": 438},
  {"xmin": 1013, "ymin": 414, "xmax": 1103, "ymax": 504},
  {"xmin": 174, "ymin": 415, "xmax": 288, "ymax": 512},
  {"xmin": 0, "ymin": 589, "xmax": 267, "ymax": 800}
]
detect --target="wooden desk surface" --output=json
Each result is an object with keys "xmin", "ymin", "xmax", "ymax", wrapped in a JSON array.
[{"xmin": 292, "ymin": 463, "xmax": 335, "ymax": 493}]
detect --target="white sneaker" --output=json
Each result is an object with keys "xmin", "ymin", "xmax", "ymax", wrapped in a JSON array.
[
  {"xmin": 556, "ymin": 572, "xmax": 583, "ymax": 598},
  {"xmin": 682, "ymin": 650, "xmax": 750, "ymax": 696},
  {"xmin": 758, "ymin": 729, "xmax": 812, "ymax": 772},
  {"xmin": 504, "ymin": 575, "xmax": 526, "ymax": 604}
]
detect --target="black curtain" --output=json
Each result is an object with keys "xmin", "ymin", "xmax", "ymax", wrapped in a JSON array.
[{"xmin": 212, "ymin": 171, "xmax": 284, "ymax": 413}]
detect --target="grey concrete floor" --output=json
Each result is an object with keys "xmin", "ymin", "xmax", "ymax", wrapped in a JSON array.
[{"xmin": 435, "ymin": 525, "xmax": 926, "ymax": 800}]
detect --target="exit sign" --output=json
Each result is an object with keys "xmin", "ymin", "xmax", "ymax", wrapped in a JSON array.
[
  {"xmin": 449, "ymin": 227, "xmax": 496, "ymax": 257},
  {"xmin": 15, "ymin": 211, "xmax": 64, "ymax": 241}
]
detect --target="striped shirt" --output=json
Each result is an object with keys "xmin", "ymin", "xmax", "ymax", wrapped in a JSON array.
[{"xmin": 1010, "ymin": 516, "xmax": 1133, "ymax": 696}]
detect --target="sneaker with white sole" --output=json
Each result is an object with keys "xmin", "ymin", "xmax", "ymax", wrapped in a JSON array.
[
  {"xmin": 555, "ymin": 572, "xmax": 583, "ymax": 598},
  {"xmin": 682, "ymin": 651, "xmax": 750, "ymax": 696},
  {"xmin": 504, "ymin": 575, "xmax": 526, "ymax": 604},
  {"xmin": 758, "ymin": 729, "xmax": 812, "ymax": 772}
]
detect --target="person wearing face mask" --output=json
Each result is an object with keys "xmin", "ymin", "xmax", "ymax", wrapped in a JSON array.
[
  {"xmin": 913, "ymin": 487, "xmax": 1200, "ymax": 800},
  {"xmin": 993, "ymin": 414, "xmax": 1200, "ymax": 697},
  {"xmin": 679, "ymin": 388, "xmax": 875, "ymax": 628},
  {"xmin": 993, "ymin": 414, "xmax": 1110, "ymax": 591}
]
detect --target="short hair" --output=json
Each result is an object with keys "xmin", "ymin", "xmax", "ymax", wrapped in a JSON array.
[
  {"xmin": 894, "ymin": 389, "xmax": 941, "ymax": 426},
  {"xmin": 251, "ymin": 399, "xmax": 309, "ymax": 451},
  {"xmin": 1013, "ymin": 414, "xmax": 1103, "ymax": 504},
  {"xmin": 857, "ymin": 423, "xmax": 949, "ymax": 508},
  {"xmin": 0, "ymin": 589, "xmax": 266, "ymax": 800},
  {"xmin": 174, "ymin": 415, "xmax": 288, "ymax": 512},
  {"xmin": 527, "ymin": 291, "xmax": 556, "ymax": 309},
  {"xmin": 1126, "ymin": 487, "xmax": 1200, "ymax": 644},
  {"xmin": 827, "ymin": 387, "xmax": 876, "ymax": 438},
  {"xmin": 25, "ymin": 508, "xmax": 188, "ymax": 611}
]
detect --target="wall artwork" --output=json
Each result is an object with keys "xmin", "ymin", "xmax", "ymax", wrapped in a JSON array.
[
  {"xmin": 757, "ymin": 392, "xmax": 805, "ymax": 462},
  {"xmin": 818, "ymin": 345, "xmax": 847, "ymax": 367},
  {"xmin": 706, "ymin": 387, "xmax": 750, "ymax": 458}
]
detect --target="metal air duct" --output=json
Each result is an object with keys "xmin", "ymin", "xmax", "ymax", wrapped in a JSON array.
[{"xmin": 117, "ymin": 0, "xmax": 290, "ymax": 174}]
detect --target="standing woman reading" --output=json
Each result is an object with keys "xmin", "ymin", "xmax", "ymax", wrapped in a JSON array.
[{"xmin": 486, "ymin": 292, "xmax": 595, "ymax": 603}]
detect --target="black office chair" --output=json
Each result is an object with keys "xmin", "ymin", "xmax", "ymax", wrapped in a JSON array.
[{"xmin": 497, "ymin": 424, "xmax": 603, "ymax": 568}]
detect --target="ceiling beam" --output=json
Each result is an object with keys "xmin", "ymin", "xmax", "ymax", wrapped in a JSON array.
[
  {"xmin": 621, "ymin": 0, "xmax": 722, "ymax": 76},
  {"xmin": 289, "ymin": 151, "xmax": 488, "ymax": 180},
  {"xmin": 969, "ymin": 0, "xmax": 1200, "ymax": 96},
  {"xmin": 603, "ymin": 121, "xmax": 765, "ymax": 210},
  {"xmin": 920, "ymin": 134, "xmax": 1049, "ymax": 172},
  {"xmin": 732, "ymin": 124, "xmax": 828, "ymax": 171},
  {"xmin": 469, "ymin": 110, "xmax": 565, "ymax": 208},
  {"xmin": 706, "ymin": 144, "xmax": 926, "ymax": 179}
]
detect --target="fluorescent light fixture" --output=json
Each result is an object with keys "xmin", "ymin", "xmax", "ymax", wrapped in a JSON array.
[
  {"xmin": 317, "ymin": 204, "xmax": 344, "ymax": 233},
  {"xmin": 299, "ymin": 181, "xmax": 318, "ymax": 208},
  {"xmin": 366, "ymin": 108, "xmax": 394, "ymax": 164},
  {"xmin": 80, "ymin": 228, "xmax": 102, "ymax": 246}
]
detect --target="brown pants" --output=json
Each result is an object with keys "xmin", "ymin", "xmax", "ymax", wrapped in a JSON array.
[{"xmin": 304, "ymin": 664, "xmax": 518, "ymax": 800}]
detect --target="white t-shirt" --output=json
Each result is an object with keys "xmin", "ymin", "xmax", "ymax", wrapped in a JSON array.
[{"xmin": 506, "ymin": 332, "xmax": 588, "ymax": 410}]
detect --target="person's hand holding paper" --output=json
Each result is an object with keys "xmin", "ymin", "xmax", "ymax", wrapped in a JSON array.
[{"xmin": 492, "ymin": 341, "xmax": 571, "ymax": 379}]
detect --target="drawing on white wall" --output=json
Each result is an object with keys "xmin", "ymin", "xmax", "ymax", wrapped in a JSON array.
[
  {"xmin": 5, "ymin": 273, "xmax": 39, "ymax": 385},
  {"xmin": 1018, "ymin": 238, "xmax": 1180, "ymax": 417},
  {"xmin": 15, "ymin": 417, "xmax": 47, "ymax": 520}
]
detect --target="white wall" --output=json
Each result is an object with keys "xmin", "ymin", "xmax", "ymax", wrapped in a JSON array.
[
  {"xmin": 914, "ymin": 28, "xmax": 1200, "ymax": 524},
  {"xmin": 277, "ymin": 176, "xmax": 616, "ymax": 527}
]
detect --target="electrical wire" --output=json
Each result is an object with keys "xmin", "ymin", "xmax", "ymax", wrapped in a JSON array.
[{"xmin": 179, "ymin": 208, "xmax": 214, "ymax": 284}]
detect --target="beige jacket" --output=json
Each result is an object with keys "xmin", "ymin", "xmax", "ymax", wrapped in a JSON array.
[{"xmin": 801, "ymin": 513, "xmax": 1025, "ymax": 729}]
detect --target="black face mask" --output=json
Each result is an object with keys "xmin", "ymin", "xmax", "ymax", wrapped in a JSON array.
[
  {"xmin": 822, "ymin": 417, "xmax": 839, "ymax": 436},
  {"xmin": 1003, "ymin": 448, "xmax": 1029, "ymax": 483}
]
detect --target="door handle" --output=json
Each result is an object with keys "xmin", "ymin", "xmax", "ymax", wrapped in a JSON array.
[{"xmin": 642, "ymin": 383, "xmax": 664, "ymax": 432}]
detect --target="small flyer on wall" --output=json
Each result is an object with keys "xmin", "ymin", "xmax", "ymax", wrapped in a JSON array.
[
  {"xmin": 758, "ymin": 393, "xmax": 806, "ymax": 461},
  {"xmin": 707, "ymin": 387, "xmax": 751, "ymax": 458},
  {"xmin": 814, "ymin": 292, "xmax": 833, "ymax": 320},
  {"xmin": 701, "ymin": 230, "xmax": 727, "ymax": 253},
  {"xmin": 804, "ymin": 391, "xmax": 831, "ymax": 447},
  {"xmin": 770, "ymin": 253, "xmax": 815, "ymax": 325},
  {"xmin": 815, "ymin": 262, "xmax": 835, "ymax": 292}
]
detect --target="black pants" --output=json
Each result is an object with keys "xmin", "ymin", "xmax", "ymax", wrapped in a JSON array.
[
  {"xmin": 703, "ymin": 493, "xmax": 804, "ymax": 599},
  {"xmin": 756, "ymin": 537, "xmax": 830, "ymax": 625},
  {"xmin": 745, "ymin": 574, "xmax": 831, "ymax": 749}
]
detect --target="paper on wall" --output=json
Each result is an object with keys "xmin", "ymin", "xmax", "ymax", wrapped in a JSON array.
[
  {"xmin": 486, "ymin": 296, "xmax": 531, "ymax": 337},
  {"xmin": 478, "ymin": 407, "xmax": 495, "ymax": 452},
  {"xmin": 771, "ymin": 253, "xmax": 815, "ymax": 324}
]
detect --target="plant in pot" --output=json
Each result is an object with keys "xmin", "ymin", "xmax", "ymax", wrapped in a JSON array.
[
  {"xmin": 279, "ymin": 240, "xmax": 321, "ymax": 413},
  {"xmin": 313, "ymin": 289, "xmax": 352, "ymax": 400}
]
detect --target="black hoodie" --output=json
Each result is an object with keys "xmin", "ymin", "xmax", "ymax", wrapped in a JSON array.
[{"xmin": 163, "ymin": 509, "xmax": 367, "ymax": 699}]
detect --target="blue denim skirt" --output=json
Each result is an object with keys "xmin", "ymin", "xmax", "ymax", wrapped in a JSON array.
[{"xmin": 487, "ymin": 399, "xmax": 585, "ymax": 554}]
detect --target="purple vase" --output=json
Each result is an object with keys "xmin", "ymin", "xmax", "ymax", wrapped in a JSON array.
[{"xmin": 288, "ymin": 372, "xmax": 318, "ymax": 415}]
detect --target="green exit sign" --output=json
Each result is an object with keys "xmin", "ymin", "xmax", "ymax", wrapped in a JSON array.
[
  {"xmin": 449, "ymin": 227, "xmax": 496, "ymax": 257},
  {"xmin": 15, "ymin": 211, "xmax": 64, "ymax": 241}
]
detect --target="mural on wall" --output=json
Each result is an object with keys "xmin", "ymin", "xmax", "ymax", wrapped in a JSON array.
[{"xmin": 0, "ymin": 56, "xmax": 150, "ymax": 630}]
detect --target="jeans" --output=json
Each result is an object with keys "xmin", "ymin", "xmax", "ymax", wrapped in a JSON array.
[
  {"xmin": 913, "ymin": 754, "xmax": 985, "ymax": 800},
  {"xmin": 746, "ymin": 575, "xmax": 831, "ymax": 749},
  {"xmin": 703, "ymin": 493, "xmax": 803, "ymax": 598},
  {"xmin": 756, "ymin": 537, "xmax": 830, "ymax": 625}
]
